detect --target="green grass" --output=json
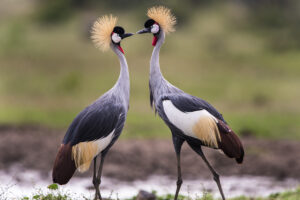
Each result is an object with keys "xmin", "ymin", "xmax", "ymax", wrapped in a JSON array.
[
  {"xmin": 17, "ymin": 184, "xmax": 300, "ymax": 200},
  {"xmin": 0, "ymin": 2, "xmax": 300, "ymax": 139}
]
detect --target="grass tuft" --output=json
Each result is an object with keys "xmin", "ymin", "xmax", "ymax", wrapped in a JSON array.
[{"xmin": 14, "ymin": 185, "xmax": 300, "ymax": 200}]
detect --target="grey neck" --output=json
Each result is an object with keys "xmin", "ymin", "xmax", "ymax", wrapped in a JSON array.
[
  {"xmin": 149, "ymin": 30, "xmax": 182, "ymax": 105},
  {"xmin": 150, "ymin": 31, "xmax": 165, "ymax": 80},
  {"xmin": 111, "ymin": 44, "xmax": 130, "ymax": 108}
]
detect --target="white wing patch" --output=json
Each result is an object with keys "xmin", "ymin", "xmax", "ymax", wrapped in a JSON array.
[
  {"xmin": 95, "ymin": 130, "xmax": 115, "ymax": 153},
  {"xmin": 72, "ymin": 130, "xmax": 114, "ymax": 172},
  {"xmin": 163, "ymin": 100, "xmax": 220, "ymax": 148}
]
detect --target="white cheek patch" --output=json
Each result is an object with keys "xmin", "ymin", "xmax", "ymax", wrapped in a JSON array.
[
  {"xmin": 112, "ymin": 33, "xmax": 121, "ymax": 43},
  {"xmin": 151, "ymin": 24, "xmax": 160, "ymax": 34}
]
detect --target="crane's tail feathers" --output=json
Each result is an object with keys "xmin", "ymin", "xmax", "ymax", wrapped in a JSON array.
[
  {"xmin": 52, "ymin": 143, "xmax": 76, "ymax": 185},
  {"xmin": 217, "ymin": 121, "xmax": 244, "ymax": 164}
]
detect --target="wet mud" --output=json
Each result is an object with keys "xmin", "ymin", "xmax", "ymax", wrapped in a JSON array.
[{"xmin": 0, "ymin": 125, "xmax": 299, "ymax": 181}]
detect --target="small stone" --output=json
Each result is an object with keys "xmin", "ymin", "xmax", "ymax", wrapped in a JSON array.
[{"xmin": 136, "ymin": 190, "xmax": 156, "ymax": 200}]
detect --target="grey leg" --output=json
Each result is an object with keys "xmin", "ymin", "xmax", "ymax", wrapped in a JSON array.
[
  {"xmin": 172, "ymin": 134, "xmax": 185, "ymax": 200},
  {"xmin": 200, "ymin": 152, "xmax": 225, "ymax": 200},
  {"xmin": 188, "ymin": 143, "xmax": 226, "ymax": 200},
  {"xmin": 174, "ymin": 153, "xmax": 182, "ymax": 200},
  {"xmin": 95, "ymin": 153, "xmax": 106, "ymax": 200},
  {"xmin": 93, "ymin": 157, "xmax": 99, "ymax": 200}
]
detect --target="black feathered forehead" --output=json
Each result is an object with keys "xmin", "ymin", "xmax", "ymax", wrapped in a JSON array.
[
  {"xmin": 144, "ymin": 19, "xmax": 156, "ymax": 28},
  {"xmin": 113, "ymin": 26, "xmax": 125, "ymax": 34}
]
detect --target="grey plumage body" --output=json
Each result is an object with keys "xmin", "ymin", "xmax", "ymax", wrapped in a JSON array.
[
  {"xmin": 62, "ymin": 44, "xmax": 130, "ymax": 149},
  {"xmin": 53, "ymin": 44, "xmax": 130, "ymax": 192},
  {"xmin": 52, "ymin": 22, "xmax": 133, "ymax": 200},
  {"xmin": 147, "ymin": 29, "xmax": 243, "ymax": 200}
]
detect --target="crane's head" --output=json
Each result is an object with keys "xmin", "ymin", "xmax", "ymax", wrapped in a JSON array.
[
  {"xmin": 137, "ymin": 6, "xmax": 176, "ymax": 46},
  {"xmin": 91, "ymin": 15, "xmax": 133, "ymax": 54}
]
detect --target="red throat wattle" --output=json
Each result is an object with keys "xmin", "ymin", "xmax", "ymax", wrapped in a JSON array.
[
  {"xmin": 152, "ymin": 36, "xmax": 158, "ymax": 46},
  {"xmin": 117, "ymin": 45, "xmax": 124, "ymax": 54}
]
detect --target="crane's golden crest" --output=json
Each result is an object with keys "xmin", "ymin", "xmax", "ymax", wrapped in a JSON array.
[
  {"xmin": 147, "ymin": 6, "xmax": 176, "ymax": 34},
  {"xmin": 91, "ymin": 15, "xmax": 117, "ymax": 51}
]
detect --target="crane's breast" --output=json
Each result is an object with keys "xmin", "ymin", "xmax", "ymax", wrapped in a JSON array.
[{"xmin": 162, "ymin": 100, "xmax": 221, "ymax": 148}]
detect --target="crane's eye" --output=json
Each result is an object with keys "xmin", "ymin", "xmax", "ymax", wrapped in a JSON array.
[
  {"xmin": 111, "ymin": 33, "xmax": 121, "ymax": 44},
  {"xmin": 151, "ymin": 24, "xmax": 160, "ymax": 34}
]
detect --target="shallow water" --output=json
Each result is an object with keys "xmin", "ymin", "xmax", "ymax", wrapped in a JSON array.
[{"xmin": 0, "ymin": 167, "xmax": 299, "ymax": 199}]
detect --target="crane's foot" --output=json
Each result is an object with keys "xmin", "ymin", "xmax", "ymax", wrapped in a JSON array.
[
  {"xmin": 187, "ymin": 142, "xmax": 226, "ymax": 200},
  {"xmin": 213, "ymin": 173, "xmax": 226, "ymax": 200},
  {"xmin": 93, "ymin": 177, "xmax": 102, "ymax": 200},
  {"xmin": 93, "ymin": 188, "xmax": 102, "ymax": 200},
  {"xmin": 174, "ymin": 178, "xmax": 182, "ymax": 200},
  {"xmin": 93, "ymin": 185, "xmax": 99, "ymax": 200}
]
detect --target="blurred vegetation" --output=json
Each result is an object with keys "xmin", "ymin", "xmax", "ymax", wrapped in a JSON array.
[{"xmin": 0, "ymin": 0, "xmax": 300, "ymax": 139}]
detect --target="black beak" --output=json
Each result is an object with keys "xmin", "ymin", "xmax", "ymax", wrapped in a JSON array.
[
  {"xmin": 136, "ymin": 27, "xmax": 151, "ymax": 34},
  {"xmin": 121, "ymin": 33, "xmax": 134, "ymax": 39}
]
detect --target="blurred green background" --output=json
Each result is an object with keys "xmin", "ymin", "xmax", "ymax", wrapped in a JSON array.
[{"xmin": 0, "ymin": 0, "xmax": 299, "ymax": 139}]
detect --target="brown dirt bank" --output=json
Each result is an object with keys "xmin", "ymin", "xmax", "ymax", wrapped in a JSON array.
[{"xmin": 0, "ymin": 125, "xmax": 299, "ymax": 181}]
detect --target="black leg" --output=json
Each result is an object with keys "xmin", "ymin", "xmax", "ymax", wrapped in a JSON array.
[
  {"xmin": 187, "ymin": 142, "xmax": 226, "ymax": 200},
  {"xmin": 93, "ymin": 157, "xmax": 99, "ymax": 200},
  {"xmin": 172, "ymin": 134, "xmax": 185, "ymax": 200},
  {"xmin": 95, "ymin": 153, "xmax": 106, "ymax": 200},
  {"xmin": 174, "ymin": 153, "xmax": 182, "ymax": 200},
  {"xmin": 200, "ymin": 152, "xmax": 226, "ymax": 200}
]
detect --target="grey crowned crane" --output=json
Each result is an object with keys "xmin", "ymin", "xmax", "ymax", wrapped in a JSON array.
[
  {"xmin": 52, "ymin": 15, "xmax": 133, "ymax": 200},
  {"xmin": 137, "ymin": 6, "xmax": 244, "ymax": 200}
]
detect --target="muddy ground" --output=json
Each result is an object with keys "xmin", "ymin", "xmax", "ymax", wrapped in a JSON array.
[{"xmin": 0, "ymin": 125, "xmax": 299, "ymax": 181}]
